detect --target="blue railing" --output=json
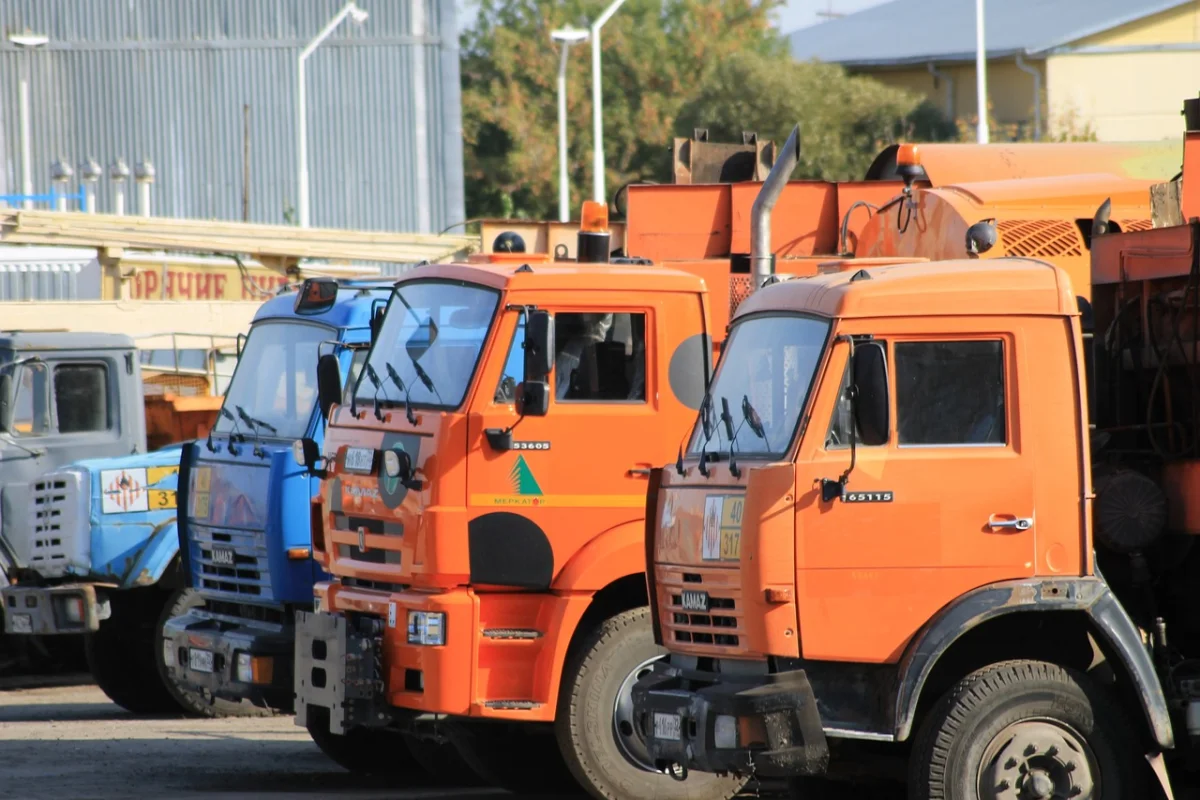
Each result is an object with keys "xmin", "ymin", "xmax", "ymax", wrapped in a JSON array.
[{"xmin": 0, "ymin": 187, "xmax": 88, "ymax": 211}]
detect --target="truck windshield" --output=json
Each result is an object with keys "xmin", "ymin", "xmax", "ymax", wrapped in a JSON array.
[
  {"xmin": 214, "ymin": 321, "xmax": 331, "ymax": 441},
  {"xmin": 357, "ymin": 280, "xmax": 500, "ymax": 410},
  {"xmin": 689, "ymin": 314, "xmax": 830, "ymax": 458}
]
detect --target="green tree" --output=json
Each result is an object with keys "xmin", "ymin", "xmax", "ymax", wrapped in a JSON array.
[
  {"xmin": 461, "ymin": 0, "xmax": 784, "ymax": 219},
  {"xmin": 674, "ymin": 52, "xmax": 957, "ymax": 181}
]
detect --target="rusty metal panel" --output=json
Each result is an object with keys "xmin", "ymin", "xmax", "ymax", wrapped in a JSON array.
[
  {"xmin": 625, "ymin": 185, "xmax": 733, "ymax": 262},
  {"xmin": 672, "ymin": 132, "xmax": 776, "ymax": 185},
  {"xmin": 0, "ymin": 0, "xmax": 463, "ymax": 233}
]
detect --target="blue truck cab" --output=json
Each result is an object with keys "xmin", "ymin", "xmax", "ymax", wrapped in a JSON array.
[{"xmin": 165, "ymin": 278, "xmax": 391, "ymax": 711}]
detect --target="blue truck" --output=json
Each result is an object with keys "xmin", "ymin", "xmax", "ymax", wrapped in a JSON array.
[{"xmin": 163, "ymin": 278, "xmax": 388, "ymax": 714}]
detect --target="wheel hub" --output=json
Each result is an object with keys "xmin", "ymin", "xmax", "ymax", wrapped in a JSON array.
[
  {"xmin": 977, "ymin": 719, "xmax": 1098, "ymax": 799},
  {"xmin": 611, "ymin": 655, "xmax": 663, "ymax": 772}
]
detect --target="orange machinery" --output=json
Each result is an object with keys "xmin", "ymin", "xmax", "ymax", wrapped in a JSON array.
[{"xmin": 630, "ymin": 99, "xmax": 1200, "ymax": 799}]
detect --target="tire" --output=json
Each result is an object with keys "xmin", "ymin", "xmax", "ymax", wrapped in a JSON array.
[
  {"xmin": 556, "ymin": 607, "xmax": 748, "ymax": 800},
  {"xmin": 449, "ymin": 721, "xmax": 578, "ymax": 795},
  {"xmin": 86, "ymin": 589, "xmax": 181, "ymax": 714},
  {"xmin": 909, "ymin": 659, "xmax": 1146, "ymax": 800},
  {"xmin": 155, "ymin": 588, "xmax": 273, "ymax": 718},
  {"xmin": 304, "ymin": 705, "xmax": 425, "ymax": 777}
]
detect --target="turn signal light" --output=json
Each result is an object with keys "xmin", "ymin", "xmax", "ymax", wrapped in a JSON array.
[{"xmin": 287, "ymin": 547, "xmax": 312, "ymax": 560}]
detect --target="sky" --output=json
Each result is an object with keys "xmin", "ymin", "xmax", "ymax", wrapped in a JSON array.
[{"xmin": 455, "ymin": 0, "xmax": 892, "ymax": 36}]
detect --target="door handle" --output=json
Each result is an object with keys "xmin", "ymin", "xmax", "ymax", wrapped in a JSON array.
[
  {"xmin": 987, "ymin": 514, "xmax": 1033, "ymax": 531},
  {"xmin": 628, "ymin": 467, "xmax": 652, "ymax": 477}
]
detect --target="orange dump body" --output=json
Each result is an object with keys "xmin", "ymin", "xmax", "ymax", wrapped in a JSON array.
[{"xmin": 142, "ymin": 393, "xmax": 223, "ymax": 451}]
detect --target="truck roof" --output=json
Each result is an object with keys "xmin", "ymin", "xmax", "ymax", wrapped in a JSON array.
[
  {"xmin": 0, "ymin": 331, "xmax": 136, "ymax": 351},
  {"xmin": 736, "ymin": 258, "xmax": 1077, "ymax": 321},
  {"xmin": 252, "ymin": 280, "xmax": 395, "ymax": 329},
  {"xmin": 398, "ymin": 261, "xmax": 709, "ymax": 294}
]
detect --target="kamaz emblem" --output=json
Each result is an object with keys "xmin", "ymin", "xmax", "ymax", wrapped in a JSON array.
[{"xmin": 842, "ymin": 491, "xmax": 894, "ymax": 503}]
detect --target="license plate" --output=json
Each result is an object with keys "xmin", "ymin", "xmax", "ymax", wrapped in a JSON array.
[
  {"xmin": 343, "ymin": 447, "xmax": 375, "ymax": 473},
  {"xmin": 189, "ymin": 648, "xmax": 214, "ymax": 673},
  {"xmin": 10, "ymin": 613, "xmax": 32, "ymax": 634},
  {"xmin": 653, "ymin": 712, "xmax": 682, "ymax": 741},
  {"xmin": 210, "ymin": 546, "xmax": 236, "ymax": 567},
  {"xmin": 680, "ymin": 590, "xmax": 709, "ymax": 612}
]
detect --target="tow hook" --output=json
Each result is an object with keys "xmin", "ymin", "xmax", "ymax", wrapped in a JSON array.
[{"xmin": 661, "ymin": 761, "xmax": 687, "ymax": 782}]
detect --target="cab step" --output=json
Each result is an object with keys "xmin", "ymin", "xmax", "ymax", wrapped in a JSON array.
[{"xmin": 483, "ymin": 700, "xmax": 541, "ymax": 710}]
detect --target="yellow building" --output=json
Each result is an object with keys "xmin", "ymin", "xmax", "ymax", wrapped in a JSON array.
[{"xmin": 788, "ymin": 0, "xmax": 1200, "ymax": 142}]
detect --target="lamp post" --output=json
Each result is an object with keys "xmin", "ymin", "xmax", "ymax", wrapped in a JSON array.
[
  {"xmin": 9, "ymin": 31, "xmax": 49, "ymax": 210},
  {"xmin": 975, "ymin": 0, "xmax": 989, "ymax": 144},
  {"xmin": 551, "ymin": 28, "xmax": 589, "ymax": 223},
  {"xmin": 297, "ymin": 2, "xmax": 368, "ymax": 228},
  {"xmin": 590, "ymin": 0, "xmax": 627, "ymax": 205}
]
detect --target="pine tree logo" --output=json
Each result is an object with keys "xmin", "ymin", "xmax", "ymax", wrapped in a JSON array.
[{"xmin": 509, "ymin": 455, "xmax": 543, "ymax": 496}]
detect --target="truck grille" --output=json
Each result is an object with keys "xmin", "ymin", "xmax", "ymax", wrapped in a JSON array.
[
  {"xmin": 26, "ymin": 473, "xmax": 88, "ymax": 579},
  {"xmin": 656, "ymin": 565, "xmax": 747, "ymax": 655},
  {"xmin": 189, "ymin": 524, "xmax": 268, "ymax": 598}
]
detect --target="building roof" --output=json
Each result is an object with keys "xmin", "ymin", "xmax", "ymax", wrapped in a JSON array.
[
  {"xmin": 788, "ymin": 0, "xmax": 1192, "ymax": 66},
  {"xmin": 737, "ymin": 259, "xmax": 1077, "ymax": 320}
]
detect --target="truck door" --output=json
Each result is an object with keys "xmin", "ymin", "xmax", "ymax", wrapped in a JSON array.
[
  {"xmin": 466, "ymin": 296, "xmax": 698, "ymax": 590},
  {"xmin": 799, "ymin": 327, "xmax": 1036, "ymax": 664}
]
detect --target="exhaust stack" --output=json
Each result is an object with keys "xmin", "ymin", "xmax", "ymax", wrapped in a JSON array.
[{"xmin": 750, "ymin": 124, "xmax": 801, "ymax": 290}]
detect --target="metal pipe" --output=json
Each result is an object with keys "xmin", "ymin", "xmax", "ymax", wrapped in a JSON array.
[
  {"xmin": 1014, "ymin": 52, "xmax": 1041, "ymax": 141},
  {"xmin": 750, "ymin": 124, "xmax": 802, "ymax": 289},
  {"xmin": 411, "ymin": 0, "xmax": 430, "ymax": 232},
  {"xmin": 975, "ymin": 0, "xmax": 989, "ymax": 143},
  {"xmin": 590, "ymin": 0, "xmax": 627, "ymax": 205},
  {"xmin": 18, "ymin": 78, "xmax": 32, "ymax": 209},
  {"xmin": 557, "ymin": 44, "xmax": 571, "ymax": 222},
  {"xmin": 927, "ymin": 62, "xmax": 954, "ymax": 120}
]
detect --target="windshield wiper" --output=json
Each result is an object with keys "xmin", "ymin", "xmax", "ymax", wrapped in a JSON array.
[
  {"xmin": 385, "ymin": 363, "xmax": 418, "ymax": 426},
  {"xmin": 741, "ymin": 395, "xmax": 769, "ymax": 446},
  {"xmin": 721, "ymin": 397, "xmax": 742, "ymax": 479},
  {"xmin": 218, "ymin": 407, "xmax": 244, "ymax": 456},
  {"xmin": 236, "ymin": 405, "xmax": 275, "ymax": 459},
  {"xmin": 364, "ymin": 364, "xmax": 390, "ymax": 421},
  {"xmin": 408, "ymin": 357, "xmax": 444, "ymax": 405}
]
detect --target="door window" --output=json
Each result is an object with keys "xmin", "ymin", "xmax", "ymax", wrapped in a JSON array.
[
  {"xmin": 554, "ymin": 312, "xmax": 646, "ymax": 403},
  {"xmin": 895, "ymin": 341, "xmax": 1006, "ymax": 446},
  {"xmin": 10, "ymin": 363, "xmax": 49, "ymax": 436},
  {"xmin": 494, "ymin": 311, "xmax": 526, "ymax": 403},
  {"xmin": 343, "ymin": 349, "xmax": 369, "ymax": 406},
  {"xmin": 54, "ymin": 364, "xmax": 110, "ymax": 433}
]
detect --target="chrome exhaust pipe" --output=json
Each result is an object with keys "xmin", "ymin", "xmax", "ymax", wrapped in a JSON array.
[{"xmin": 750, "ymin": 124, "xmax": 801, "ymax": 290}]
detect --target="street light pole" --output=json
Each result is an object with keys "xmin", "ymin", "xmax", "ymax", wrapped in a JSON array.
[
  {"xmin": 551, "ymin": 29, "xmax": 589, "ymax": 223},
  {"xmin": 590, "ymin": 0, "xmax": 627, "ymax": 206},
  {"xmin": 9, "ymin": 32, "xmax": 50, "ymax": 210},
  {"xmin": 296, "ymin": 2, "xmax": 368, "ymax": 228},
  {"xmin": 975, "ymin": 0, "xmax": 989, "ymax": 144}
]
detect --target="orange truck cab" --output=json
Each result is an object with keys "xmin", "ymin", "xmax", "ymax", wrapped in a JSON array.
[
  {"xmin": 290, "ymin": 212, "xmax": 747, "ymax": 799},
  {"xmin": 631, "ymin": 109, "xmax": 1200, "ymax": 799}
]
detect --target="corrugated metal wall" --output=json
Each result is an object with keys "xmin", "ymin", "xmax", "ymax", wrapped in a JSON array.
[{"xmin": 0, "ymin": 1, "xmax": 464, "ymax": 233}]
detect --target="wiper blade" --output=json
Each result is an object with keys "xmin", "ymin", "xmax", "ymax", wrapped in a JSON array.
[
  {"xmin": 385, "ymin": 363, "xmax": 418, "ymax": 426},
  {"xmin": 236, "ymin": 405, "xmax": 277, "ymax": 436},
  {"xmin": 235, "ymin": 405, "xmax": 267, "ymax": 458},
  {"xmin": 742, "ymin": 395, "xmax": 768, "ymax": 444},
  {"xmin": 365, "ymin": 364, "xmax": 387, "ymax": 421},
  {"xmin": 409, "ymin": 358, "xmax": 444, "ymax": 405}
]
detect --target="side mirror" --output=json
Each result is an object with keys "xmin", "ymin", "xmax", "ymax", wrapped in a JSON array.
[
  {"xmin": 851, "ymin": 342, "xmax": 889, "ymax": 446},
  {"xmin": 370, "ymin": 306, "xmax": 386, "ymax": 345},
  {"xmin": 236, "ymin": 333, "xmax": 247, "ymax": 358},
  {"xmin": 292, "ymin": 437, "xmax": 324, "ymax": 476},
  {"xmin": 316, "ymin": 353, "xmax": 342, "ymax": 422},
  {"xmin": 517, "ymin": 381, "xmax": 550, "ymax": 417},
  {"xmin": 524, "ymin": 310, "xmax": 554, "ymax": 381},
  {"xmin": 0, "ymin": 373, "xmax": 12, "ymax": 432}
]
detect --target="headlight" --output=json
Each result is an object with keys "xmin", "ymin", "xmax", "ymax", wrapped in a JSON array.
[
  {"xmin": 292, "ymin": 439, "xmax": 306, "ymax": 466},
  {"xmin": 383, "ymin": 449, "xmax": 401, "ymax": 478},
  {"xmin": 714, "ymin": 715, "xmax": 738, "ymax": 749},
  {"xmin": 407, "ymin": 611, "xmax": 446, "ymax": 646},
  {"xmin": 236, "ymin": 653, "xmax": 254, "ymax": 683},
  {"xmin": 57, "ymin": 594, "xmax": 86, "ymax": 625},
  {"xmin": 162, "ymin": 639, "xmax": 177, "ymax": 668}
]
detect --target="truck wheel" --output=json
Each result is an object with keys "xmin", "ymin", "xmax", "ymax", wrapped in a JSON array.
[
  {"xmin": 85, "ymin": 589, "xmax": 180, "ymax": 714},
  {"xmin": 909, "ymin": 659, "xmax": 1145, "ymax": 799},
  {"xmin": 557, "ymin": 607, "xmax": 748, "ymax": 800},
  {"xmin": 448, "ymin": 721, "xmax": 578, "ymax": 794},
  {"xmin": 304, "ymin": 705, "xmax": 425, "ymax": 776},
  {"xmin": 155, "ymin": 588, "xmax": 272, "ymax": 718}
]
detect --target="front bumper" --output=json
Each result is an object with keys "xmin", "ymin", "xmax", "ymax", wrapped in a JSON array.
[
  {"xmin": 295, "ymin": 609, "xmax": 394, "ymax": 735},
  {"xmin": 162, "ymin": 607, "xmax": 294, "ymax": 710},
  {"xmin": 630, "ymin": 660, "xmax": 829, "ymax": 778},
  {"xmin": 1, "ymin": 584, "xmax": 108, "ymax": 634}
]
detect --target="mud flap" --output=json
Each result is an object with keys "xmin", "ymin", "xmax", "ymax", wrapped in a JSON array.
[{"xmin": 294, "ymin": 610, "xmax": 386, "ymax": 735}]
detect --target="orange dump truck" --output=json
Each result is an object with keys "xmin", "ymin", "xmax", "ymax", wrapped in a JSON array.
[{"xmin": 631, "ymin": 108, "xmax": 1200, "ymax": 799}]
